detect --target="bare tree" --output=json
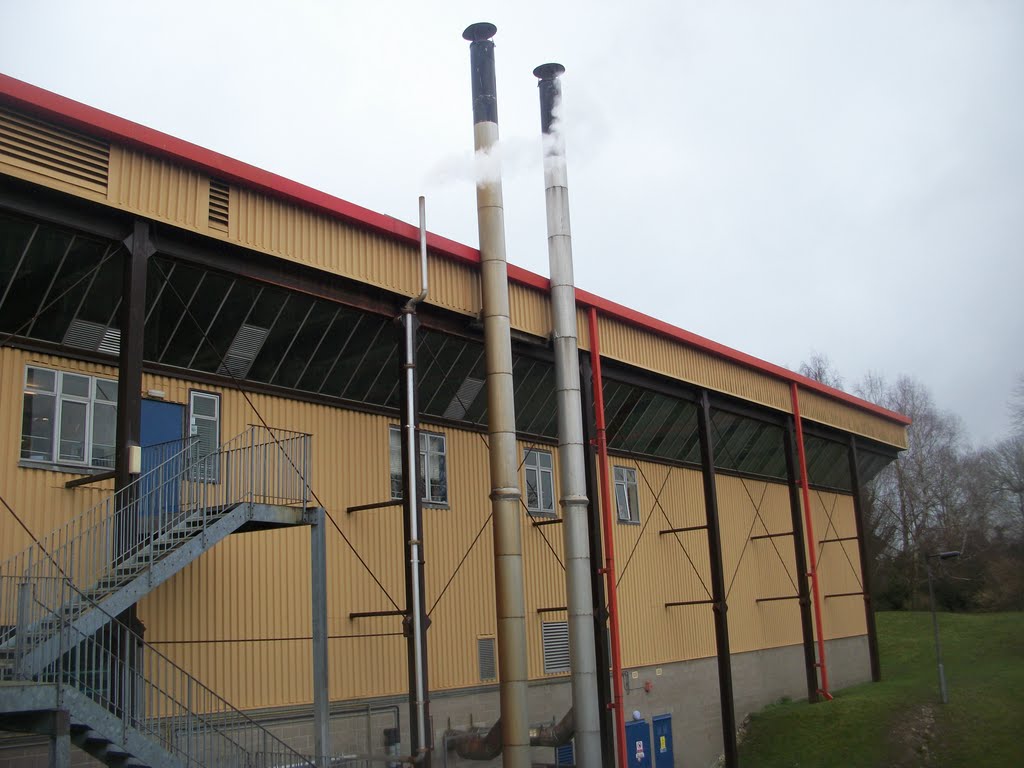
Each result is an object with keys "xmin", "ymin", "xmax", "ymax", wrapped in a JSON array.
[{"xmin": 798, "ymin": 351, "xmax": 845, "ymax": 389}]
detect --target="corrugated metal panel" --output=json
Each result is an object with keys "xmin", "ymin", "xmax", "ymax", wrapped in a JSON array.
[
  {"xmin": 606, "ymin": 459, "xmax": 716, "ymax": 668},
  {"xmin": 800, "ymin": 389, "xmax": 908, "ymax": 450},
  {"xmin": 509, "ymin": 283, "xmax": 552, "ymax": 340},
  {"xmin": 0, "ymin": 106, "xmax": 109, "ymax": 196},
  {"xmin": 716, "ymin": 476, "xmax": 803, "ymax": 654},
  {"xmin": 106, "ymin": 146, "xmax": 203, "ymax": 229},
  {"xmin": 597, "ymin": 316, "xmax": 793, "ymax": 413},
  {"xmin": 806, "ymin": 490, "xmax": 867, "ymax": 641}
]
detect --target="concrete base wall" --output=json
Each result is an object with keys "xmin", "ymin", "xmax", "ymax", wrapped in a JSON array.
[{"xmin": 0, "ymin": 635, "xmax": 871, "ymax": 767}]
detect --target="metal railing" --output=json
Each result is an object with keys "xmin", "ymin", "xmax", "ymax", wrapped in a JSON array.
[
  {"xmin": 0, "ymin": 426, "xmax": 312, "ymax": 650},
  {"xmin": 2, "ymin": 574, "xmax": 315, "ymax": 768}
]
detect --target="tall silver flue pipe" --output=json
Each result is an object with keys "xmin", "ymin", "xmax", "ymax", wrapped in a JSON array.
[
  {"xmin": 463, "ymin": 22, "xmax": 531, "ymax": 768},
  {"xmin": 534, "ymin": 62, "xmax": 601, "ymax": 768}
]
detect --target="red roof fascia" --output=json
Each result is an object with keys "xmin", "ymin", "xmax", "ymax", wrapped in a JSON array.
[{"xmin": 0, "ymin": 73, "xmax": 910, "ymax": 428}]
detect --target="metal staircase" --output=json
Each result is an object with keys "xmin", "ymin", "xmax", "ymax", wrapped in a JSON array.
[{"xmin": 0, "ymin": 426, "xmax": 322, "ymax": 766}]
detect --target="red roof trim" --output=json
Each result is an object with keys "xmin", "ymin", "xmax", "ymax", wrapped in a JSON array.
[{"xmin": 0, "ymin": 73, "xmax": 910, "ymax": 428}]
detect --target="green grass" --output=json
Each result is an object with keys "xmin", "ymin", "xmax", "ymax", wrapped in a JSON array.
[{"xmin": 738, "ymin": 612, "xmax": 1024, "ymax": 768}]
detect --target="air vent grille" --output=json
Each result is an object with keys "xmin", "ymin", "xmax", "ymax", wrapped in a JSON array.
[
  {"xmin": 541, "ymin": 620, "xmax": 570, "ymax": 675},
  {"xmin": 443, "ymin": 376, "xmax": 484, "ymax": 420},
  {"xmin": 477, "ymin": 637, "xmax": 496, "ymax": 682},
  {"xmin": 63, "ymin": 319, "xmax": 120, "ymax": 356},
  {"xmin": 217, "ymin": 323, "xmax": 269, "ymax": 378},
  {"xmin": 0, "ymin": 107, "xmax": 110, "ymax": 194},
  {"xmin": 209, "ymin": 178, "xmax": 230, "ymax": 232}
]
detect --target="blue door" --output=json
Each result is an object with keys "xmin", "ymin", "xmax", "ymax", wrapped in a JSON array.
[
  {"xmin": 652, "ymin": 715, "xmax": 674, "ymax": 768},
  {"xmin": 625, "ymin": 719, "xmax": 652, "ymax": 768},
  {"xmin": 140, "ymin": 401, "xmax": 185, "ymax": 523}
]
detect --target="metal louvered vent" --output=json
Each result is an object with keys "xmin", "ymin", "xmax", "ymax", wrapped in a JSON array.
[
  {"xmin": 208, "ymin": 178, "xmax": 230, "ymax": 232},
  {"xmin": 542, "ymin": 620, "xmax": 570, "ymax": 675},
  {"xmin": 217, "ymin": 323, "xmax": 269, "ymax": 378},
  {"xmin": 442, "ymin": 376, "xmax": 484, "ymax": 420},
  {"xmin": 0, "ymin": 107, "xmax": 110, "ymax": 194},
  {"xmin": 477, "ymin": 637, "xmax": 496, "ymax": 682},
  {"xmin": 63, "ymin": 319, "xmax": 120, "ymax": 356}
]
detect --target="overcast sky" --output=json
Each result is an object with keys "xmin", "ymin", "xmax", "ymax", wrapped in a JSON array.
[{"xmin": 2, "ymin": 1, "xmax": 1021, "ymax": 445}]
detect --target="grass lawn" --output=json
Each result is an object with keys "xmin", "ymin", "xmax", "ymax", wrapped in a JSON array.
[{"xmin": 738, "ymin": 611, "xmax": 1024, "ymax": 767}]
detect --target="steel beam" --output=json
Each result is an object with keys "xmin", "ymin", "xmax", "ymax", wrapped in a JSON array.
[
  {"xmin": 696, "ymin": 390, "xmax": 737, "ymax": 768},
  {"xmin": 310, "ymin": 507, "xmax": 331, "ymax": 767}
]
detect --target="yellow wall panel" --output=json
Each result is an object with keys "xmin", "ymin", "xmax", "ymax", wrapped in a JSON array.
[
  {"xmin": 805, "ymin": 490, "xmax": 867, "ymax": 641},
  {"xmin": 107, "ymin": 146, "xmax": 204, "ymax": 230},
  {"xmin": 800, "ymin": 389, "xmax": 909, "ymax": 450}
]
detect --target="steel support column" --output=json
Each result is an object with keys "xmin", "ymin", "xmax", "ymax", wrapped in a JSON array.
[
  {"xmin": 48, "ymin": 710, "xmax": 69, "ymax": 768},
  {"xmin": 847, "ymin": 436, "xmax": 881, "ymax": 682},
  {"xmin": 580, "ymin": 353, "xmax": 615, "ymax": 767},
  {"xmin": 783, "ymin": 419, "xmax": 820, "ymax": 703},
  {"xmin": 695, "ymin": 390, "xmax": 737, "ymax": 768},
  {"xmin": 310, "ymin": 507, "xmax": 330, "ymax": 767}
]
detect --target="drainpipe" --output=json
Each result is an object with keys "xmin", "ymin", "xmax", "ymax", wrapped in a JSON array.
[
  {"xmin": 534, "ymin": 62, "xmax": 601, "ymax": 768},
  {"xmin": 463, "ymin": 22, "xmax": 531, "ymax": 768},
  {"xmin": 587, "ymin": 307, "xmax": 628, "ymax": 768},
  {"xmin": 400, "ymin": 197, "xmax": 431, "ymax": 763},
  {"xmin": 790, "ymin": 382, "xmax": 832, "ymax": 700}
]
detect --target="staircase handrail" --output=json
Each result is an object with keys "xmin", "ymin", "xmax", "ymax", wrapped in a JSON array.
[{"xmin": 3, "ymin": 573, "xmax": 316, "ymax": 768}]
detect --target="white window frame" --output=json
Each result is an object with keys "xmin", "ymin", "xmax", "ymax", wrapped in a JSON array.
[
  {"xmin": 614, "ymin": 465, "xmax": 640, "ymax": 524},
  {"xmin": 20, "ymin": 365, "xmax": 117, "ymax": 469},
  {"xmin": 523, "ymin": 448, "xmax": 555, "ymax": 515},
  {"xmin": 189, "ymin": 390, "xmax": 221, "ymax": 482},
  {"xmin": 389, "ymin": 426, "xmax": 448, "ymax": 506}
]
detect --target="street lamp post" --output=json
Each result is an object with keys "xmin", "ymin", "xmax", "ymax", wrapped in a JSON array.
[{"xmin": 925, "ymin": 550, "xmax": 961, "ymax": 705}]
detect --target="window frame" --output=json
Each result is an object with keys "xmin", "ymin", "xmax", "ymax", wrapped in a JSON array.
[
  {"xmin": 389, "ymin": 425, "xmax": 448, "ymax": 507},
  {"xmin": 523, "ymin": 447, "xmax": 556, "ymax": 515},
  {"xmin": 613, "ymin": 465, "xmax": 640, "ymax": 524},
  {"xmin": 20, "ymin": 365, "xmax": 117, "ymax": 471},
  {"xmin": 188, "ymin": 389, "xmax": 221, "ymax": 483}
]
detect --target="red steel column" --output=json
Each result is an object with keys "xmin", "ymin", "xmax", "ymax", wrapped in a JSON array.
[
  {"xmin": 587, "ymin": 307, "xmax": 628, "ymax": 768},
  {"xmin": 790, "ymin": 382, "xmax": 832, "ymax": 700}
]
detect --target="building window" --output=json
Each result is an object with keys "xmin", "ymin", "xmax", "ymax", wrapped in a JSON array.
[
  {"xmin": 20, "ymin": 365, "xmax": 117, "ymax": 468},
  {"xmin": 189, "ymin": 391, "xmax": 220, "ymax": 481},
  {"xmin": 389, "ymin": 426, "xmax": 448, "ymax": 505},
  {"xmin": 523, "ymin": 449, "xmax": 555, "ymax": 514},
  {"xmin": 542, "ymin": 620, "xmax": 570, "ymax": 675},
  {"xmin": 614, "ymin": 466, "xmax": 639, "ymax": 524}
]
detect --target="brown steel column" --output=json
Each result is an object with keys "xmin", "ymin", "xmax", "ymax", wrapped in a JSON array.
[
  {"xmin": 696, "ymin": 391, "xmax": 737, "ymax": 768},
  {"xmin": 783, "ymin": 418, "xmax": 821, "ymax": 703},
  {"xmin": 847, "ymin": 436, "xmax": 882, "ymax": 682}
]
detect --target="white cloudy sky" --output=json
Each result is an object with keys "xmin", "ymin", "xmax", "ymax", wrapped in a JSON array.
[{"xmin": 2, "ymin": 1, "xmax": 1022, "ymax": 445}]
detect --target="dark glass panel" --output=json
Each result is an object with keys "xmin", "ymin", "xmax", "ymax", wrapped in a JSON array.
[
  {"xmin": 159, "ymin": 271, "xmax": 233, "ymax": 368},
  {"xmin": 805, "ymin": 435, "xmax": 852, "ymax": 491},
  {"xmin": 0, "ymin": 213, "xmax": 38, "ymax": 314},
  {"xmin": 243, "ymin": 293, "xmax": 316, "ymax": 382},
  {"xmin": 0, "ymin": 226, "xmax": 74, "ymax": 333},
  {"xmin": 272, "ymin": 300, "xmax": 338, "ymax": 389},
  {"xmin": 297, "ymin": 306, "xmax": 363, "ymax": 393},
  {"xmin": 191, "ymin": 280, "xmax": 263, "ymax": 373},
  {"xmin": 145, "ymin": 260, "xmax": 204, "ymax": 362},
  {"xmin": 32, "ymin": 237, "xmax": 111, "ymax": 342},
  {"xmin": 857, "ymin": 450, "xmax": 894, "ymax": 485}
]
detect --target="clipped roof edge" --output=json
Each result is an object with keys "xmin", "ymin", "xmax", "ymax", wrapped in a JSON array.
[{"xmin": 0, "ymin": 73, "xmax": 910, "ymax": 428}]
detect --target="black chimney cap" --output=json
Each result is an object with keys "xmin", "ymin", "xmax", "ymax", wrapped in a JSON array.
[
  {"xmin": 463, "ymin": 22, "xmax": 497, "ymax": 42},
  {"xmin": 533, "ymin": 63, "xmax": 566, "ymax": 80}
]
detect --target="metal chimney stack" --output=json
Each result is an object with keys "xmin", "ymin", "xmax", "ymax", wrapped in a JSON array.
[
  {"xmin": 463, "ymin": 22, "xmax": 531, "ymax": 768},
  {"xmin": 534, "ymin": 62, "xmax": 602, "ymax": 768}
]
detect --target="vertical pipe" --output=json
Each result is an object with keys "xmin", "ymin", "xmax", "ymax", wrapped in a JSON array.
[
  {"xmin": 789, "ymin": 382, "xmax": 832, "ymax": 699},
  {"xmin": 311, "ymin": 507, "xmax": 330, "ymax": 767},
  {"xmin": 587, "ymin": 308, "xmax": 628, "ymax": 768},
  {"xmin": 695, "ymin": 391, "xmax": 738, "ymax": 768},
  {"xmin": 847, "ymin": 436, "xmax": 881, "ymax": 682},
  {"xmin": 580, "ymin": 353, "xmax": 616, "ymax": 766},
  {"xmin": 463, "ymin": 23, "xmax": 530, "ymax": 768},
  {"xmin": 782, "ymin": 419, "xmax": 820, "ymax": 703},
  {"xmin": 534, "ymin": 62, "xmax": 601, "ymax": 768}
]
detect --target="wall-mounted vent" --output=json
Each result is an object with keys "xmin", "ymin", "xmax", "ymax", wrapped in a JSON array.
[
  {"xmin": 541, "ymin": 620, "xmax": 570, "ymax": 675},
  {"xmin": 477, "ymin": 636, "xmax": 497, "ymax": 682},
  {"xmin": 0, "ymin": 107, "xmax": 110, "ymax": 194},
  {"xmin": 63, "ymin": 319, "xmax": 120, "ymax": 356},
  {"xmin": 443, "ymin": 376, "xmax": 484, "ymax": 420},
  {"xmin": 208, "ymin": 178, "xmax": 230, "ymax": 232},
  {"xmin": 217, "ymin": 323, "xmax": 269, "ymax": 378}
]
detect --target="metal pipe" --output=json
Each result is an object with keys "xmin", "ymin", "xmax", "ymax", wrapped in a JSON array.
[
  {"xmin": 534, "ymin": 61, "xmax": 601, "ymax": 768},
  {"xmin": 790, "ymin": 382, "xmax": 832, "ymax": 700},
  {"xmin": 463, "ymin": 22, "xmax": 530, "ymax": 768},
  {"xmin": 400, "ymin": 198, "xmax": 431, "ymax": 763},
  {"xmin": 587, "ymin": 307, "xmax": 628, "ymax": 768}
]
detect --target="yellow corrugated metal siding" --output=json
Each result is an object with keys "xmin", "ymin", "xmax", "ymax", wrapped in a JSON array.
[
  {"xmin": 508, "ymin": 283, "xmax": 552, "ymax": 341},
  {"xmin": 107, "ymin": 146, "xmax": 204, "ymax": 230},
  {"xmin": 716, "ymin": 476, "xmax": 803, "ymax": 653},
  {"xmin": 806, "ymin": 489, "xmax": 867, "ymax": 640},
  {"xmin": 800, "ymin": 389, "xmax": 909, "ymax": 450}
]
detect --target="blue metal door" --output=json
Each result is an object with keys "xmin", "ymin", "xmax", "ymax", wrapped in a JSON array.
[
  {"xmin": 140, "ymin": 400, "xmax": 185, "ymax": 522},
  {"xmin": 625, "ymin": 719, "xmax": 652, "ymax": 768},
  {"xmin": 652, "ymin": 714, "xmax": 674, "ymax": 768}
]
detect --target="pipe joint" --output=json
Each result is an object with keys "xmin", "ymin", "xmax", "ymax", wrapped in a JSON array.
[{"xmin": 489, "ymin": 486, "xmax": 521, "ymax": 502}]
